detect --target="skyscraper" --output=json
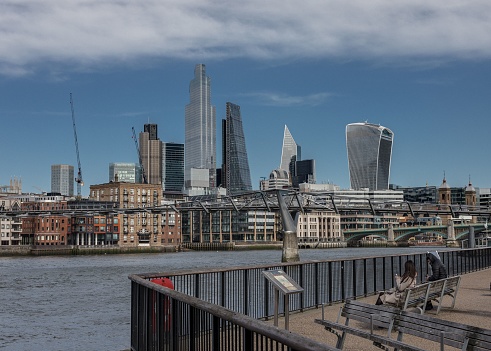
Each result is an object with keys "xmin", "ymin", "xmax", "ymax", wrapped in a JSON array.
[
  {"xmin": 162, "ymin": 142, "xmax": 184, "ymax": 192},
  {"xmin": 280, "ymin": 125, "xmax": 301, "ymax": 174},
  {"xmin": 184, "ymin": 64, "xmax": 216, "ymax": 193},
  {"xmin": 346, "ymin": 122, "xmax": 394, "ymax": 190},
  {"xmin": 140, "ymin": 124, "xmax": 162, "ymax": 185},
  {"xmin": 51, "ymin": 164, "xmax": 74, "ymax": 196},
  {"xmin": 222, "ymin": 102, "xmax": 252, "ymax": 195}
]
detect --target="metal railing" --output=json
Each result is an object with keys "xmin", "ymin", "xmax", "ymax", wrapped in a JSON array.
[
  {"xmin": 129, "ymin": 276, "xmax": 337, "ymax": 351},
  {"xmin": 129, "ymin": 247, "xmax": 491, "ymax": 350}
]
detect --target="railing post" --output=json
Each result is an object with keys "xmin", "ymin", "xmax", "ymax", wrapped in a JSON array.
[{"xmin": 243, "ymin": 269, "xmax": 249, "ymax": 316}]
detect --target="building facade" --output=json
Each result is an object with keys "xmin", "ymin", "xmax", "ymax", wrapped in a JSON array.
[
  {"xmin": 180, "ymin": 208, "xmax": 279, "ymax": 244},
  {"xmin": 140, "ymin": 124, "xmax": 162, "ymax": 185},
  {"xmin": 296, "ymin": 210, "xmax": 342, "ymax": 245},
  {"xmin": 51, "ymin": 164, "xmax": 74, "ymax": 196},
  {"xmin": 109, "ymin": 163, "xmax": 141, "ymax": 183},
  {"xmin": 184, "ymin": 64, "xmax": 216, "ymax": 194},
  {"xmin": 90, "ymin": 182, "xmax": 180, "ymax": 247},
  {"xmin": 21, "ymin": 197, "xmax": 69, "ymax": 246},
  {"xmin": 162, "ymin": 142, "xmax": 184, "ymax": 192},
  {"xmin": 222, "ymin": 102, "xmax": 252, "ymax": 195},
  {"xmin": 346, "ymin": 122, "xmax": 393, "ymax": 191}
]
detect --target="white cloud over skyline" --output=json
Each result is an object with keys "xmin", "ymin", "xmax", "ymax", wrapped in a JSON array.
[{"xmin": 2, "ymin": 0, "xmax": 491, "ymax": 76}]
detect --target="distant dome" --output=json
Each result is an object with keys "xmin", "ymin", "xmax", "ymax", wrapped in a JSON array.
[
  {"xmin": 439, "ymin": 178, "xmax": 450, "ymax": 189},
  {"xmin": 465, "ymin": 182, "xmax": 475, "ymax": 193},
  {"xmin": 270, "ymin": 169, "xmax": 289, "ymax": 180}
]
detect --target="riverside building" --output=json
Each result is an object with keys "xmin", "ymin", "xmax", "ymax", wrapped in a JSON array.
[{"xmin": 90, "ymin": 182, "xmax": 180, "ymax": 247}]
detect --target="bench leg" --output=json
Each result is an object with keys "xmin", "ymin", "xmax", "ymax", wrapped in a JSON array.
[{"xmin": 336, "ymin": 331, "xmax": 347, "ymax": 349}]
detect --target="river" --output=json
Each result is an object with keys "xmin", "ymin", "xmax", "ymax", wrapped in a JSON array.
[{"xmin": 0, "ymin": 246, "xmax": 444, "ymax": 351}]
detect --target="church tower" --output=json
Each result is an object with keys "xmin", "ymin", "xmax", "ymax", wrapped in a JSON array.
[
  {"xmin": 438, "ymin": 174, "xmax": 451, "ymax": 225},
  {"xmin": 465, "ymin": 177, "xmax": 477, "ymax": 223}
]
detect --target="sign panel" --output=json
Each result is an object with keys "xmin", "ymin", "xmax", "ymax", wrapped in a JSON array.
[{"xmin": 262, "ymin": 269, "xmax": 304, "ymax": 295}]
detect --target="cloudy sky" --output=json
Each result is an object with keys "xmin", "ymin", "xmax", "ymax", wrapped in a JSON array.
[{"xmin": 1, "ymin": 0, "xmax": 491, "ymax": 195}]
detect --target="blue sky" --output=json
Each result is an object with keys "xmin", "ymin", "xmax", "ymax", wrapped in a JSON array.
[{"xmin": 1, "ymin": 1, "xmax": 491, "ymax": 196}]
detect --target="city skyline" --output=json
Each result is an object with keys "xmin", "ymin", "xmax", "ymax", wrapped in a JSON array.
[{"xmin": 1, "ymin": 1, "xmax": 491, "ymax": 195}]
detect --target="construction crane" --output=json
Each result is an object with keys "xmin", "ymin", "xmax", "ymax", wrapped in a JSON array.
[
  {"xmin": 132, "ymin": 127, "xmax": 147, "ymax": 184},
  {"xmin": 70, "ymin": 93, "xmax": 84, "ymax": 197}
]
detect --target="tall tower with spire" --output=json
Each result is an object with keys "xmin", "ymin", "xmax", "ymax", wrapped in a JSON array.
[
  {"xmin": 438, "ymin": 173, "xmax": 452, "ymax": 224},
  {"xmin": 465, "ymin": 176, "xmax": 477, "ymax": 224}
]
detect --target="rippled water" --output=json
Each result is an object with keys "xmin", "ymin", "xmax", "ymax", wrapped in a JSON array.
[{"xmin": 0, "ymin": 246, "xmax": 443, "ymax": 351}]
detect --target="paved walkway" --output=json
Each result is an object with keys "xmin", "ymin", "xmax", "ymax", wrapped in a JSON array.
[{"xmin": 272, "ymin": 268, "xmax": 491, "ymax": 351}]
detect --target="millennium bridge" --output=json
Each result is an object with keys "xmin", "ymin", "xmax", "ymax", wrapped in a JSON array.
[{"xmin": 2, "ymin": 189, "xmax": 489, "ymax": 247}]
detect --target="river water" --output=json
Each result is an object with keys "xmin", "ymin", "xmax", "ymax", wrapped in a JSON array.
[{"xmin": 0, "ymin": 246, "xmax": 443, "ymax": 351}]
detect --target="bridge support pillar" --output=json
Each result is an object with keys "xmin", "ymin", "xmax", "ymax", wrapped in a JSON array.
[
  {"xmin": 277, "ymin": 191, "xmax": 300, "ymax": 263},
  {"xmin": 386, "ymin": 223, "xmax": 397, "ymax": 247},
  {"xmin": 468, "ymin": 226, "xmax": 475, "ymax": 249},
  {"xmin": 446, "ymin": 221, "xmax": 459, "ymax": 248}
]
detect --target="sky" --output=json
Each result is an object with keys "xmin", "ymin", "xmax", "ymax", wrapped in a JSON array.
[{"xmin": 1, "ymin": 0, "xmax": 491, "ymax": 196}]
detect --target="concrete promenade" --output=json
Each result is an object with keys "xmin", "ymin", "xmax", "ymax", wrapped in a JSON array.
[{"xmin": 275, "ymin": 268, "xmax": 491, "ymax": 351}]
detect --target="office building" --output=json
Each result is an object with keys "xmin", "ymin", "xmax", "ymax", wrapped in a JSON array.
[
  {"xmin": 280, "ymin": 125, "xmax": 301, "ymax": 178},
  {"xmin": 109, "ymin": 163, "xmax": 141, "ymax": 183},
  {"xmin": 139, "ymin": 124, "xmax": 162, "ymax": 185},
  {"xmin": 293, "ymin": 159, "xmax": 315, "ymax": 188},
  {"xmin": 162, "ymin": 142, "xmax": 184, "ymax": 192},
  {"xmin": 51, "ymin": 164, "xmax": 74, "ymax": 196},
  {"xmin": 346, "ymin": 122, "xmax": 393, "ymax": 190},
  {"xmin": 222, "ymin": 102, "xmax": 252, "ymax": 195},
  {"xmin": 184, "ymin": 64, "xmax": 216, "ymax": 194}
]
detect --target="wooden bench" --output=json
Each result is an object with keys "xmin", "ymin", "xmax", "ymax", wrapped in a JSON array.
[
  {"xmin": 315, "ymin": 299, "xmax": 491, "ymax": 351},
  {"xmin": 398, "ymin": 275, "xmax": 461, "ymax": 314},
  {"xmin": 315, "ymin": 300, "xmax": 425, "ymax": 350}
]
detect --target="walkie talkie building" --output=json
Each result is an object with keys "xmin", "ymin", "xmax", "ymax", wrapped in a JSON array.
[{"xmin": 346, "ymin": 122, "xmax": 393, "ymax": 190}]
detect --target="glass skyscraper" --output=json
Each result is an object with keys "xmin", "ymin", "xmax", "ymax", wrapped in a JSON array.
[
  {"xmin": 280, "ymin": 125, "xmax": 301, "ymax": 173},
  {"xmin": 222, "ymin": 102, "xmax": 252, "ymax": 195},
  {"xmin": 184, "ymin": 64, "xmax": 216, "ymax": 191},
  {"xmin": 162, "ymin": 142, "xmax": 184, "ymax": 192},
  {"xmin": 346, "ymin": 122, "xmax": 394, "ymax": 190}
]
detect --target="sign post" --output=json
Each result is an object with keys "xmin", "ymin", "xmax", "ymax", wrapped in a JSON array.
[{"xmin": 262, "ymin": 269, "xmax": 304, "ymax": 330}]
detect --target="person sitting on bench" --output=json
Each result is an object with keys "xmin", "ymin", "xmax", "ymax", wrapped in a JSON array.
[
  {"xmin": 376, "ymin": 260, "xmax": 417, "ymax": 305},
  {"xmin": 424, "ymin": 251, "xmax": 448, "ymax": 310}
]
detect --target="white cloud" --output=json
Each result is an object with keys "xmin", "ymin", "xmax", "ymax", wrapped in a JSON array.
[
  {"xmin": 1, "ymin": 0, "xmax": 491, "ymax": 76},
  {"xmin": 244, "ymin": 91, "xmax": 333, "ymax": 106}
]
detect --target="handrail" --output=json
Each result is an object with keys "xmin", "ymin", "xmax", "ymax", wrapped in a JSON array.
[{"xmin": 130, "ymin": 274, "xmax": 339, "ymax": 351}]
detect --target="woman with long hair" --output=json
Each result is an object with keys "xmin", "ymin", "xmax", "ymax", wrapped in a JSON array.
[{"xmin": 376, "ymin": 260, "xmax": 417, "ymax": 306}]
